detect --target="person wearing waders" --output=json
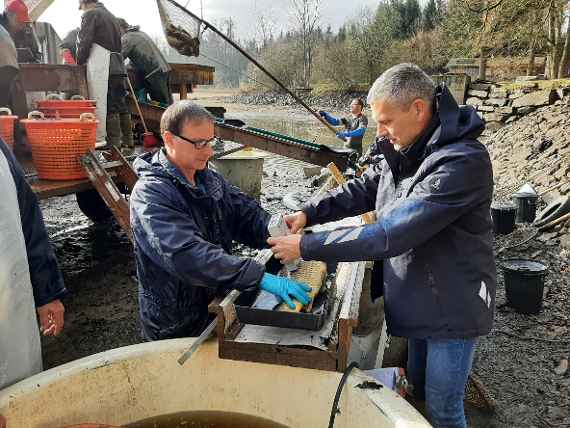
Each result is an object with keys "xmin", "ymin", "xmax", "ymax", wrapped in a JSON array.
[
  {"xmin": 319, "ymin": 98, "xmax": 368, "ymax": 155},
  {"xmin": 130, "ymin": 101, "xmax": 311, "ymax": 341},
  {"xmin": 117, "ymin": 18, "xmax": 173, "ymax": 107},
  {"xmin": 268, "ymin": 63, "xmax": 496, "ymax": 428},
  {"xmin": 0, "ymin": 139, "xmax": 67, "ymax": 396},
  {"xmin": 77, "ymin": 0, "xmax": 131, "ymax": 150}
]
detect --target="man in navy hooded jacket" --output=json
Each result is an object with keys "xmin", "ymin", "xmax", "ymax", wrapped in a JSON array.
[
  {"xmin": 130, "ymin": 101, "xmax": 310, "ymax": 341},
  {"xmin": 268, "ymin": 64, "xmax": 496, "ymax": 428}
]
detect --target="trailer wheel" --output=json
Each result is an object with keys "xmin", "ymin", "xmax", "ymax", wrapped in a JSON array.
[{"xmin": 76, "ymin": 189, "xmax": 113, "ymax": 223}]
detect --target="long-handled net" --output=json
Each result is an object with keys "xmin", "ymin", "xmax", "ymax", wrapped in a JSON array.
[
  {"xmin": 156, "ymin": 0, "xmax": 201, "ymax": 57},
  {"xmin": 155, "ymin": 0, "xmax": 338, "ymax": 136}
]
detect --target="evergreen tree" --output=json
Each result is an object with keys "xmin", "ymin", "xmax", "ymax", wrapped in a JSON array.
[{"xmin": 423, "ymin": 0, "xmax": 438, "ymax": 31}]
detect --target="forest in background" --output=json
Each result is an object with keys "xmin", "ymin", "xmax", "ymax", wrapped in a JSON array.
[{"xmin": 157, "ymin": 0, "xmax": 570, "ymax": 89}]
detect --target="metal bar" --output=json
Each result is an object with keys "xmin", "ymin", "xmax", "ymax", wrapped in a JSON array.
[
  {"xmin": 177, "ymin": 319, "xmax": 217, "ymax": 366},
  {"xmin": 128, "ymin": 101, "xmax": 351, "ymax": 170},
  {"xmin": 215, "ymin": 125, "xmax": 349, "ymax": 170},
  {"xmin": 19, "ymin": 64, "xmax": 89, "ymax": 98}
]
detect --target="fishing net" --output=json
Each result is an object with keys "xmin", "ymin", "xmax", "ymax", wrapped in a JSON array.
[{"xmin": 156, "ymin": 0, "xmax": 201, "ymax": 57}]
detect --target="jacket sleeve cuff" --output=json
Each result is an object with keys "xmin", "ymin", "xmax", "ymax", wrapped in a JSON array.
[
  {"xmin": 302, "ymin": 203, "xmax": 318, "ymax": 227},
  {"xmin": 232, "ymin": 259, "xmax": 266, "ymax": 292},
  {"xmin": 35, "ymin": 285, "xmax": 68, "ymax": 308}
]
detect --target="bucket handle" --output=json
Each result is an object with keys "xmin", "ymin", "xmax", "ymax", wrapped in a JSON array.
[
  {"xmin": 71, "ymin": 95, "xmax": 86, "ymax": 101},
  {"xmin": 0, "ymin": 107, "xmax": 13, "ymax": 116},
  {"xmin": 28, "ymin": 111, "xmax": 45, "ymax": 120},
  {"xmin": 46, "ymin": 93, "xmax": 63, "ymax": 101},
  {"xmin": 80, "ymin": 112, "xmax": 96, "ymax": 122}
]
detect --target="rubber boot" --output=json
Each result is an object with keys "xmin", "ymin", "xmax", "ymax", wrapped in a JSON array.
[
  {"xmin": 106, "ymin": 113, "xmax": 122, "ymax": 148},
  {"xmin": 119, "ymin": 112, "xmax": 134, "ymax": 154}
]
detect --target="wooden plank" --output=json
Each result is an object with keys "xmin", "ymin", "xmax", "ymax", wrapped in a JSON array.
[
  {"xmin": 219, "ymin": 341, "xmax": 338, "ymax": 371},
  {"xmin": 31, "ymin": 178, "xmax": 93, "ymax": 199},
  {"xmin": 81, "ymin": 150, "xmax": 132, "ymax": 240},
  {"xmin": 103, "ymin": 147, "xmax": 138, "ymax": 191}
]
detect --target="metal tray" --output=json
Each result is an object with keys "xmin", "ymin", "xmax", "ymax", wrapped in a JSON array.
[{"xmin": 235, "ymin": 288, "xmax": 330, "ymax": 331}]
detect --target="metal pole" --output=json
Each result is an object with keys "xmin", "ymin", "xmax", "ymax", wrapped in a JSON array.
[{"xmin": 165, "ymin": 0, "xmax": 340, "ymax": 137}]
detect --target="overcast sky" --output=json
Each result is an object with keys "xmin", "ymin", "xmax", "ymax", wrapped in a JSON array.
[{"xmin": 41, "ymin": 0, "xmax": 382, "ymax": 41}]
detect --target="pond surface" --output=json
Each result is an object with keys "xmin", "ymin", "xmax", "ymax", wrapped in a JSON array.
[{"xmin": 125, "ymin": 411, "xmax": 290, "ymax": 428}]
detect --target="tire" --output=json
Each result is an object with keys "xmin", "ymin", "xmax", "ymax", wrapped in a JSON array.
[{"xmin": 76, "ymin": 189, "xmax": 113, "ymax": 223}]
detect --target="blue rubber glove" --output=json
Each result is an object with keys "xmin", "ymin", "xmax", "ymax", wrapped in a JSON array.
[
  {"xmin": 260, "ymin": 273, "xmax": 312, "ymax": 310},
  {"xmin": 342, "ymin": 127, "xmax": 366, "ymax": 138},
  {"xmin": 319, "ymin": 111, "xmax": 341, "ymax": 126},
  {"xmin": 136, "ymin": 88, "xmax": 148, "ymax": 104}
]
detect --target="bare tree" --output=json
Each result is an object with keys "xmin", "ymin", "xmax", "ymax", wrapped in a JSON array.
[{"xmin": 290, "ymin": 0, "xmax": 321, "ymax": 87}]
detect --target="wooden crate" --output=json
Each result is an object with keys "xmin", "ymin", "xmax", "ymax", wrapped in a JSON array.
[{"xmin": 213, "ymin": 256, "xmax": 366, "ymax": 372}]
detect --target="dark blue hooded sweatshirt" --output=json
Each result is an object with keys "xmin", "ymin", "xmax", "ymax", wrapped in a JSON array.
[
  {"xmin": 301, "ymin": 85, "xmax": 496, "ymax": 340},
  {"xmin": 130, "ymin": 149, "xmax": 270, "ymax": 340}
]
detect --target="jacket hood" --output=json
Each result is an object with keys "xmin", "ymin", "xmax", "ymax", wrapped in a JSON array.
[
  {"xmin": 133, "ymin": 149, "xmax": 224, "ymax": 200},
  {"xmin": 435, "ymin": 83, "xmax": 485, "ymax": 146},
  {"xmin": 377, "ymin": 83, "xmax": 485, "ymax": 180}
]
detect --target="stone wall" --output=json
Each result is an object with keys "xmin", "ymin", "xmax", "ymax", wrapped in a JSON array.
[{"xmin": 465, "ymin": 83, "xmax": 570, "ymax": 134}]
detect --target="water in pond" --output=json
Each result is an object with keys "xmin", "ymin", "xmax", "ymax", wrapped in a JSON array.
[{"xmin": 125, "ymin": 411, "xmax": 290, "ymax": 428}]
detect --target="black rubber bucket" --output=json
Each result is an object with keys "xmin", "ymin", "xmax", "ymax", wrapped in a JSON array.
[
  {"xmin": 502, "ymin": 260, "xmax": 548, "ymax": 314},
  {"xmin": 513, "ymin": 194, "xmax": 539, "ymax": 223},
  {"xmin": 491, "ymin": 203, "xmax": 517, "ymax": 235}
]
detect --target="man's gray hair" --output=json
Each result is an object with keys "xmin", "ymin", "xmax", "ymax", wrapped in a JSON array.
[
  {"xmin": 160, "ymin": 100, "xmax": 214, "ymax": 135},
  {"xmin": 367, "ymin": 63, "xmax": 436, "ymax": 108}
]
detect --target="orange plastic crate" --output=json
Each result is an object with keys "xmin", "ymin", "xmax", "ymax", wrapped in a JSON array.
[
  {"xmin": 40, "ymin": 105, "xmax": 97, "ymax": 118},
  {"xmin": 0, "ymin": 107, "xmax": 18, "ymax": 150},
  {"xmin": 37, "ymin": 96, "xmax": 96, "ymax": 118},
  {"xmin": 22, "ymin": 112, "xmax": 98, "ymax": 181}
]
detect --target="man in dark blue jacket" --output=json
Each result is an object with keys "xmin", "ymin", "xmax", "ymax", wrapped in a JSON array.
[
  {"xmin": 268, "ymin": 64, "xmax": 496, "ymax": 428},
  {"xmin": 130, "ymin": 101, "xmax": 310, "ymax": 341}
]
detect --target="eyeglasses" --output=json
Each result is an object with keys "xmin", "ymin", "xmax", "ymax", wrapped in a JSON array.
[{"xmin": 172, "ymin": 133, "xmax": 221, "ymax": 149}]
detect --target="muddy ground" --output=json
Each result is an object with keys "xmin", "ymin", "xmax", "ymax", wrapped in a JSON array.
[{"xmin": 38, "ymin": 95, "xmax": 569, "ymax": 428}]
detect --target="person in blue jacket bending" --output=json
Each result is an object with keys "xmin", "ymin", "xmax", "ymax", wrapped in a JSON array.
[
  {"xmin": 130, "ymin": 100, "xmax": 311, "ymax": 341},
  {"xmin": 319, "ymin": 98, "xmax": 368, "ymax": 154},
  {"xmin": 268, "ymin": 64, "xmax": 496, "ymax": 428}
]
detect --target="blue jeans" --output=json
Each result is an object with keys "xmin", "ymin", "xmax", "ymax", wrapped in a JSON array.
[{"xmin": 407, "ymin": 338, "xmax": 477, "ymax": 428}]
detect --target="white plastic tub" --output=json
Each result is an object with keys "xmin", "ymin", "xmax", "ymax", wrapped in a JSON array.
[{"xmin": 0, "ymin": 339, "xmax": 430, "ymax": 427}]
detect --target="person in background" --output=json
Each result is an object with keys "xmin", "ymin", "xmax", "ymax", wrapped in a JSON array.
[
  {"xmin": 59, "ymin": 28, "xmax": 79, "ymax": 65},
  {"xmin": 117, "ymin": 18, "xmax": 173, "ymax": 106},
  {"xmin": 268, "ymin": 63, "xmax": 496, "ymax": 428},
  {"xmin": 0, "ymin": 0, "xmax": 41, "ymax": 63},
  {"xmin": 130, "ymin": 101, "xmax": 311, "ymax": 341},
  {"xmin": 0, "ymin": 138, "xmax": 67, "ymax": 391},
  {"xmin": 0, "ymin": 17, "xmax": 27, "ymax": 152},
  {"xmin": 77, "ymin": 0, "xmax": 129, "ymax": 150},
  {"xmin": 319, "ymin": 98, "xmax": 368, "ymax": 154}
]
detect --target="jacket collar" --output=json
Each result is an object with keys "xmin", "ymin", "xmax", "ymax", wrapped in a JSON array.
[
  {"xmin": 156, "ymin": 149, "xmax": 223, "ymax": 200},
  {"xmin": 377, "ymin": 106, "xmax": 441, "ymax": 181}
]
